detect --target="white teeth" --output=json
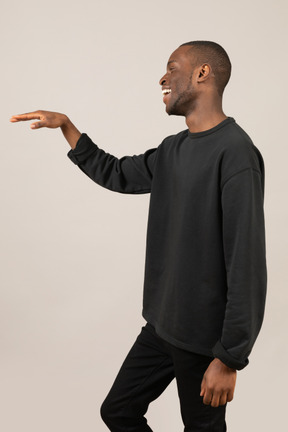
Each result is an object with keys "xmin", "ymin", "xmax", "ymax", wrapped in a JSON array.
[{"xmin": 162, "ymin": 89, "xmax": 171, "ymax": 95}]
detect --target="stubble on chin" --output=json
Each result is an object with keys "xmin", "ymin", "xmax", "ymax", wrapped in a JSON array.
[
  {"xmin": 167, "ymin": 90, "xmax": 194, "ymax": 117},
  {"xmin": 166, "ymin": 101, "xmax": 186, "ymax": 117}
]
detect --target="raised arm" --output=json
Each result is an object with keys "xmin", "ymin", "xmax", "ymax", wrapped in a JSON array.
[{"xmin": 10, "ymin": 110, "xmax": 159, "ymax": 194}]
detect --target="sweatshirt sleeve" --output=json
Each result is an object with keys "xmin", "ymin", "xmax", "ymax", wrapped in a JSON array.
[
  {"xmin": 212, "ymin": 166, "xmax": 267, "ymax": 370},
  {"xmin": 67, "ymin": 133, "xmax": 159, "ymax": 194}
]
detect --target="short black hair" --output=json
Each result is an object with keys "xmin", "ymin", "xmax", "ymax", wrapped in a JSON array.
[{"xmin": 180, "ymin": 41, "xmax": 232, "ymax": 96}]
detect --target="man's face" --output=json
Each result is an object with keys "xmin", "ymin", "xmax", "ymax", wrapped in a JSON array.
[{"xmin": 159, "ymin": 45, "xmax": 198, "ymax": 116}]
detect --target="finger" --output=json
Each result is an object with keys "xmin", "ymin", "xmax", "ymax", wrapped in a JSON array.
[
  {"xmin": 226, "ymin": 390, "xmax": 234, "ymax": 402},
  {"xmin": 210, "ymin": 393, "xmax": 221, "ymax": 408},
  {"xmin": 10, "ymin": 113, "xmax": 42, "ymax": 122},
  {"xmin": 203, "ymin": 390, "xmax": 213, "ymax": 405},
  {"xmin": 219, "ymin": 392, "xmax": 228, "ymax": 406}
]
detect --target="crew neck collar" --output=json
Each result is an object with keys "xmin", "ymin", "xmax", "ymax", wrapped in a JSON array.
[{"xmin": 187, "ymin": 117, "xmax": 235, "ymax": 139}]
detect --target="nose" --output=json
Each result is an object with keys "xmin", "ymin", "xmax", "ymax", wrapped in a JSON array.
[{"xmin": 159, "ymin": 72, "xmax": 168, "ymax": 86}]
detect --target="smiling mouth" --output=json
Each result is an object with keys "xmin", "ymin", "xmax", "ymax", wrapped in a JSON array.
[
  {"xmin": 162, "ymin": 89, "xmax": 171, "ymax": 95},
  {"xmin": 162, "ymin": 88, "xmax": 171, "ymax": 104}
]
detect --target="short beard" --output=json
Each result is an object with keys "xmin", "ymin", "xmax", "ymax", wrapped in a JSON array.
[
  {"xmin": 167, "ymin": 92, "xmax": 191, "ymax": 116},
  {"xmin": 167, "ymin": 73, "xmax": 194, "ymax": 116}
]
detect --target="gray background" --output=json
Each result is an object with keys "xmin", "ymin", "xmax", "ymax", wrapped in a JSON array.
[{"xmin": 1, "ymin": 0, "xmax": 287, "ymax": 430}]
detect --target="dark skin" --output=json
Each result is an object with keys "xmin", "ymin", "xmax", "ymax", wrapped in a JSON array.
[
  {"xmin": 10, "ymin": 44, "xmax": 237, "ymax": 408},
  {"xmin": 159, "ymin": 45, "xmax": 227, "ymax": 132}
]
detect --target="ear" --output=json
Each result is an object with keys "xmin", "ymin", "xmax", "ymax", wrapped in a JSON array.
[{"xmin": 197, "ymin": 63, "xmax": 213, "ymax": 82}]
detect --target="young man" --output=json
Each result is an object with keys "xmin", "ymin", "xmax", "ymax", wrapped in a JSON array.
[{"xmin": 10, "ymin": 41, "xmax": 267, "ymax": 432}]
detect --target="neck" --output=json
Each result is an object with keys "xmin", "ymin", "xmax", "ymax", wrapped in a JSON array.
[{"xmin": 185, "ymin": 95, "xmax": 227, "ymax": 133}]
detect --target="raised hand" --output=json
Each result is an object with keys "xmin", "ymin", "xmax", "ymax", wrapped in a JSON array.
[
  {"xmin": 10, "ymin": 110, "xmax": 81, "ymax": 149},
  {"xmin": 10, "ymin": 110, "xmax": 68, "ymax": 129}
]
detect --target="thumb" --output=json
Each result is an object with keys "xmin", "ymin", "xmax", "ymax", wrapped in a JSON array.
[
  {"xmin": 31, "ymin": 121, "xmax": 45, "ymax": 129},
  {"xmin": 200, "ymin": 379, "xmax": 205, "ymax": 396}
]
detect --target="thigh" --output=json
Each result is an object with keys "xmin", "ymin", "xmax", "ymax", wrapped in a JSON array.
[
  {"xmin": 101, "ymin": 323, "xmax": 175, "ymax": 418},
  {"xmin": 171, "ymin": 345, "xmax": 227, "ymax": 432}
]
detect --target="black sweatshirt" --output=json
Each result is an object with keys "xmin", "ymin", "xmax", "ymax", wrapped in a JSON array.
[{"xmin": 67, "ymin": 117, "xmax": 267, "ymax": 370}]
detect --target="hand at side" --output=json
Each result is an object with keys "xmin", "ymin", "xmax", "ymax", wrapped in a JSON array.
[{"xmin": 200, "ymin": 357, "xmax": 237, "ymax": 407}]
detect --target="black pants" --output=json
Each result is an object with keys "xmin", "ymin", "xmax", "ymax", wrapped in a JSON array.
[{"xmin": 100, "ymin": 322, "xmax": 227, "ymax": 432}]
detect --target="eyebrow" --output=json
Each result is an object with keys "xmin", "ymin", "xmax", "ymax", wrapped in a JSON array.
[{"xmin": 167, "ymin": 60, "xmax": 177, "ymax": 66}]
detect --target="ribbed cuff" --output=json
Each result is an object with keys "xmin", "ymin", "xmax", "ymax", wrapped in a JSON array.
[
  {"xmin": 212, "ymin": 340, "xmax": 249, "ymax": 370},
  {"xmin": 67, "ymin": 133, "xmax": 98, "ymax": 165}
]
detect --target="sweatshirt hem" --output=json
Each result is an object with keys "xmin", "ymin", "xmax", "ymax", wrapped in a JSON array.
[{"xmin": 142, "ymin": 309, "xmax": 214, "ymax": 358}]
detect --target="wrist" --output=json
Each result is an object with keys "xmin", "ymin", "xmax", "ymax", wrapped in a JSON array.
[
  {"xmin": 59, "ymin": 115, "xmax": 81, "ymax": 150},
  {"xmin": 213, "ymin": 357, "xmax": 237, "ymax": 372},
  {"xmin": 60, "ymin": 114, "xmax": 70, "ymax": 129}
]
